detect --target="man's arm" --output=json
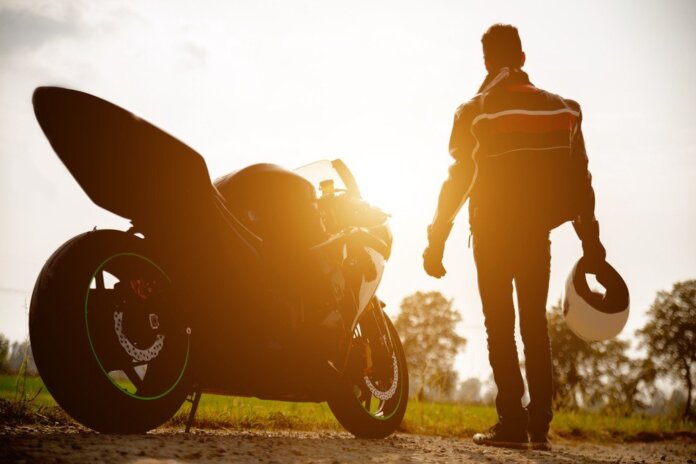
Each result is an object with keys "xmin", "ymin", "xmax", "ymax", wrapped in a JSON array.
[
  {"xmin": 423, "ymin": 105, "xmax": 476, "ymax": 278},
  {"xmin": 567, "ymin": 101, "xmax": 606, "ymax": 264}
]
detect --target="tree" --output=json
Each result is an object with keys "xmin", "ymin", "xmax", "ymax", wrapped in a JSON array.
[
  {"xmin": 0, "ymin": 333, "xmax": 9, "ymax": 372},
  {"xmin": 583, "ymin": 343, "xmax": 656, "ymax": 415},
  {"xmin": 637, "ymin": 280, "xmax": 696, "ymax": 419},
  {"xmin": 481, "ymin": 374, "xmax": 497, "ymax": 406},
  {"xmin": 548, "ymin": 301, "xmax": 651, "ymax": 413},
  {"xmin": 548, "ymin": 301, "xmax": 595, "ymax": 408},
  {"xmin": 395, "ymin": 291, "xmax": 466, "ymax": 401},
  {"xmin": 666, "ymin": 389, "xmax": 688, "ymax": 417},
  {"xmin": 456, "ymin": 377, "xmax": 482, "ymax": 404},
  {"xmin": 7, "ymin": 340, "xmax": 37, "ymax": 375}
]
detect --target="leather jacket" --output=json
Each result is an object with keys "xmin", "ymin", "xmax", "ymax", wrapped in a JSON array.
[{"xmin": 430, "ymin": 67, "xmax": 597, "ymax": 240}]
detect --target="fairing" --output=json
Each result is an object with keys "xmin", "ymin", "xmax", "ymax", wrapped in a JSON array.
[{"xmin": 32, "ymin": 87, "xmax": 213, "ymax": 226}]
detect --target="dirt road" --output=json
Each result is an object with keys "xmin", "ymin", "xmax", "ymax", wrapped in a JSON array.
[{"xmin": 2, "ymin": 425, "xmax": 694, "ymax": 463}]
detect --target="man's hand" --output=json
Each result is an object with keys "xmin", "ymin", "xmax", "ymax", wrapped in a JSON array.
[
  {"xmin": 423, "ymin": 222, "xmax": 453, "ymax": 278},
  {"xmin": 582, "ymin": 236, "xmax": 606, "ymax": 266},
  {"xmin": 423, "ymin": 244, "xmax": 446, "ymax": 278},
  {"xmin": 574, "ymin": 218, "xmax": 606, "ymax": 266}
]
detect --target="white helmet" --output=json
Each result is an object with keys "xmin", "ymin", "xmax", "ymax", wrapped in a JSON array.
[{"xmin": 562, "ymin": 258, "xmax": 630, "ymax": 342}]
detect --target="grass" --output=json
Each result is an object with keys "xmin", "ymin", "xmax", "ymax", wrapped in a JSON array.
[
  {"xmin": 0, "ymin": 371, "xmax": 72, "ymax": 426},
  {"xmin": 170, "ymin": 394, "xmax": 340, "ymax": 431},
  {"xmin": 0, "ymin": 374, "xmax": 55, "ymax": 407},
  {"xmin": 1, "ymin": 374, "xmax": 694, "ymax": 442}
]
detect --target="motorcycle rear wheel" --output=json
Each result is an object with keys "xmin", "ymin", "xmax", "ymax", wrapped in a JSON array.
[
  {"xmin": 29, "ymin": 229, "xmax": 192, "ymax": 433},
  {"xmin": 328, "ymin": 301, "xmax": 408, "ymax": 438}
]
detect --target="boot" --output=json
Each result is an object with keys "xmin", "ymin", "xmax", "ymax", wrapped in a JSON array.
[
  {"xmin": 529, "ymin": 431, "xmax": 551, "ymax": 451},
  {"xmin": 473, "ymin": 422, "xmax": 528, "ymax": 449}
]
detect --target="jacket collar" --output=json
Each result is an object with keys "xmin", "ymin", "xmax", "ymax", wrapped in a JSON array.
[{"xmin": 477, "ymin": 67, "xmax": 532, "ymax": 94}]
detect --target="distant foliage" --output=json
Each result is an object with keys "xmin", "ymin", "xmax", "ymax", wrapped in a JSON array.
[
  {"xmin": 548, "ymin": 302, "xmax": 654, "ymax": 414},
  {"xmin": 0, "ymin": 334, "xmax": 9, "ymax": 372},
  {"xmin": 454, "ymin": 377, "xmax": 482, "ymax": 404},
  {"xmin": 6, "ymin": 340, "xmax": 37, "ymax": 376},
  {"xmin": 395, "ymin": 291, "xmax": 466, "ymax": 401},
  {"xmin": 637, "ymin": 280, "xmax": 696, "ymax": 419}
]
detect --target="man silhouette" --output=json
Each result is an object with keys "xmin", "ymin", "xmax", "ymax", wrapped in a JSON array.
[{"xmin": 423, "ymin": 24, "xmax": 606, "ymax": 450}]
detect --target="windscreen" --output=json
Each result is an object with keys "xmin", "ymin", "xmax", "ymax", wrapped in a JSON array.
[{"xmin": 294, "ymin": 159, "xmax": 360, "ymax": 198}]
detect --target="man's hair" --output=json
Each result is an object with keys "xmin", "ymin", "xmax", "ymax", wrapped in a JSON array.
[{"xmin": 481, "ymin": 24, "xmax": 523, "ymax": 69}]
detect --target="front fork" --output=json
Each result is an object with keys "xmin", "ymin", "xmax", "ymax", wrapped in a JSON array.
[{"xmin": 340, "ymin": 298, "xmax": 395, "ymax": 376}]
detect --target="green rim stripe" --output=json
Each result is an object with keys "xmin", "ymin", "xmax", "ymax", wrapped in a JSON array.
[
  {"xmin": 363, "ymin": 307, "xmax": 404, "ymax": 421},
  {"xmin": 364, "ymin": 356, "xmax": 404, "ymax": 421},
  {"xmin": 84, "ymin": 252, "xmax": 189, "ymax": 401}
]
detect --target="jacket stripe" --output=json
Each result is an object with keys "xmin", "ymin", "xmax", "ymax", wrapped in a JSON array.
[
  {"xmin": 472, "ymin": 108, "xmax": 580, "ymax": 126},
  {"xmin": 489, "ymin": 144, "xmax": 571, "ymax": 158},
  {"xmin": 487, "ymin": 112, "xmax": 577, "ymax": 134}
]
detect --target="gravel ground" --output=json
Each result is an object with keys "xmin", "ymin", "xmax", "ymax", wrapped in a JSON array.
[{"xmin": 1, "ymin": 425, "xmax": 695, "ymax": 463}]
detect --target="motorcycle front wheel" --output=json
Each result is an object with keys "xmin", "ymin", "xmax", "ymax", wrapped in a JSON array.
[
  {"xmin": 29, "ymin": 229, "xmax": 192, "ymax": 433},
  {"xmin": 328, "ymin": 300, "xmax": 408, "ymax": 438}
]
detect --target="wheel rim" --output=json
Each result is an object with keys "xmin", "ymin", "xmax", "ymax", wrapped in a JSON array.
[
  {"xmin": 348, "ymin": 308, "xmax": 404, "ymax": 420},
  {"xmin": 84, "ymin": 253, "xmax": 189, "ymax": 400}
]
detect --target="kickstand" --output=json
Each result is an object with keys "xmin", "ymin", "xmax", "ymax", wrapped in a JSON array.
[{"xmin": 184, "ymin": 387, "xmax": 201, "ymax": 433}]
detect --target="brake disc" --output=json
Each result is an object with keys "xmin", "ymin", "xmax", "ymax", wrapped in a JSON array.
[
  {"xmin": 113, "ymin": 311, "xmax": 164, "ymax": 362},
  {"xmin": 363, "ymin": 352, "xmax": 398, "ymax": 401}
]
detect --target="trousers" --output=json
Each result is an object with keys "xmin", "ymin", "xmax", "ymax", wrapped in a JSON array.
[{"xmin": 473, "ymin": 229, "xmax": 553, "ymax": 434}]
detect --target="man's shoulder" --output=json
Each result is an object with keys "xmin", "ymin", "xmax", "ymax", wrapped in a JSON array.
[
  {"xmin": 563, "ymin": 97, "xmax": 582, "ymax": 114},
  {"xmin": 454, "ymin": 95, "xmax": 484, "ymax": 121},
  {"xmin": 534, "ymin": 87, "xmax": 582, "ymax": 113}
]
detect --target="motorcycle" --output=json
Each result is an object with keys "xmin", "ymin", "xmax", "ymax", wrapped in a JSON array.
[{"xmin": 28, "ymin": 87, "xmax": 408, "ymax": 438}]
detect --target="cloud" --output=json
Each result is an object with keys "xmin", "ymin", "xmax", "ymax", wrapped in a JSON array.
[{"xmin": 0, "ymin": 2, "xmax": 87, "ymax": 56}]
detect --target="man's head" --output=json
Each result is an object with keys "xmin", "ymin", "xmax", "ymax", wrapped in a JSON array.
[{"xmin": 481, "ymin": 24, "xmax": 525, "ymax": 73}]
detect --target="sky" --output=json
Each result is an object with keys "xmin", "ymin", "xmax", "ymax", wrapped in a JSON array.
[{"xmin": 1, "ymin": 0, "xmax": 695, "ymax": 384}]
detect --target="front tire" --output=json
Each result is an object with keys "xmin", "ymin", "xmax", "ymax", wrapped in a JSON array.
[
  {"xmin": 328, "ymin": 301, "xmax": 408, "ymax": 438},
  {"xmin": 29, "ymin": 229, "xmax": 192, "ymax": 433}
]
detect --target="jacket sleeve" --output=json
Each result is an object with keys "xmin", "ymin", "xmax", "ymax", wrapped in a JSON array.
[
  {"xmin": 567, "ymin": 101, "xmax": 599, "ymax": 236},
  {"xmin": 429, "ymin": 104, "xmax": 477, "ymax": 243}
]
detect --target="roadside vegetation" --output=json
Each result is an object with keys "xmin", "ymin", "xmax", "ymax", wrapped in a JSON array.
[
  {"xmin": 1, "ymin": 373, "xmax": 694, "ymax": 442},
  {"xmin": 1, "ymin": 279, "xmax": 694, "ymax": 442}
]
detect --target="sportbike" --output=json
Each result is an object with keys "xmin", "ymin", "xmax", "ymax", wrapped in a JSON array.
[{"xmin": 29, "ymin": 87, "xmax": 408, "ymax": 437}]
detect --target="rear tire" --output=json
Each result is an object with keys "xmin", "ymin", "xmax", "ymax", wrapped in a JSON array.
[
  {"xmin": 29, "ymin": 229, "xmax": 191, "ymax": 433},
  {"xmin": 328, "ymin": 302, "xmax": 408, "ymax": 438}
]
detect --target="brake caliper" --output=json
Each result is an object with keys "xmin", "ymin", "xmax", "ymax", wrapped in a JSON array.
[{"xmin": 130, "ymin": 279, "xmax": 156, "ymax": 300}]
